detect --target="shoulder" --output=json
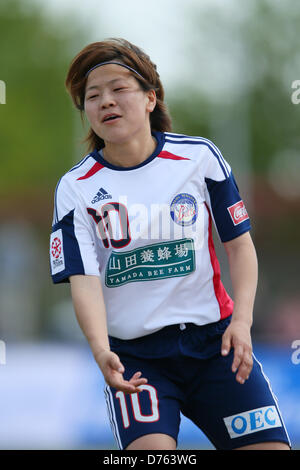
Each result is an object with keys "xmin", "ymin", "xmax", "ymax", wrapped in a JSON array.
[
  {"xmin": 163, "ymin": 132, "xmax": 231, "ymax": 178},
  {"xmin": 164, "ymin": 131, "xmax": 220, "ymax": 152},
  {"xmin": 56, "ymin": 152, "xmax": 98, "ymax": 187},
  {"xmin": 53, "ymin": 151, "xmax": 97, "ymax": 224},
  {"xmin": 55, "ymin": 149, "xmax": 104, "ymax": 195}
]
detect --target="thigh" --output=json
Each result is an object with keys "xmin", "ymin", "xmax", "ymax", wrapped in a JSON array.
[
  {"xmin": 104, "ymin": 356, "xmax": 183, "ymax": 450},
  {"xmin": 126, "ymin": 433, "xmax": 177, "ymax": 450},
  {"xmin": 181, "ymin": 351, "xmax": 291, "ymax": 450},
  {"xmin": 234, "ymin": 441, "xmax": 290, "ymax": 450}
]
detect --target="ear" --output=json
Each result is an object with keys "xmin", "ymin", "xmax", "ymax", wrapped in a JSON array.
[{"xmin": 146, "ymin": 89, "xmax": 157, "ymax": 113}]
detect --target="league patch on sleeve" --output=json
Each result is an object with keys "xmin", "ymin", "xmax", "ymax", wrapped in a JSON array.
[
  {"xmin": 227, "ymin": 200, "xmax": 249, "ymax": 226},
  {"xmin": 50, "ymin": 229, "xmax": 65, "ymax": 275}
]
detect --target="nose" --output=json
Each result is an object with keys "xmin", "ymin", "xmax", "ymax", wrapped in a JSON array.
[{"xmin": 100, "ymin": 89, "xmax": 116, "ymax": 109}]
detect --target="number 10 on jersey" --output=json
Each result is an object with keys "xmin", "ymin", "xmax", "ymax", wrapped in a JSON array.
[
  {"xmin": 87, "ymin": 202, "xmax": 131, "ymax": 249},
  {"xmin": 116, "ymin": 384, "xmax": 159, "ymax": 428}
]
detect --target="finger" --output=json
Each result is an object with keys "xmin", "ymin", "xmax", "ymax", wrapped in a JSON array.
[
  {"xmin": 231, "ymin": 344, "xmax": 244, "ymax": 373},
  {"xmin": 120, "ymin": 384, "xmax": 140, "ymax": 394},
  {"xmin": 130, "ymin": 371, "xmax": 142, "ymax": 379},
  {"xmin": 236, "ymin": 352, "xmax": 253, "ymax": 384},
  {"xmin": 107, "ymin": 370, "xmax": 147, "ymax": 394},
  {"xmin": 129, "ymin": 372, "xmax": 148, "ymax": 389},
  {"xmin": 108, "ymin": 376, "xmax": 140, "ymax": 394},
  {"xmin": 133, "ymin": 374, "xmax": 147, "ymax": 382},
  {"xmin": 123, "ymin": 380, "xmax": 147, "ymax": 394},
  {"xmin": 130, "ymin": 378, "xmax": 148, "ymax": 389},
  {"xmin": 109, "ymin": 354, "xmax": 125, "ymax": 374},
  {"xmin": 221, "ymin": 332, "xmax": 231, "ymax": 356},
  {"xmin": 129, "ymin": 371, "xmax": 147, "ymax": 381}
]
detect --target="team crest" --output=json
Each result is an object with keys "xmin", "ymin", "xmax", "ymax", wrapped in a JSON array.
[{"xmin": 170, "ymin": 193, "xmax": 198, "ymax": 226}]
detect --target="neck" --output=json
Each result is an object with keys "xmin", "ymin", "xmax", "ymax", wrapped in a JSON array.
[{"xmin": 102, "ymin": 130, "xmax": 157, "ymax": 168}]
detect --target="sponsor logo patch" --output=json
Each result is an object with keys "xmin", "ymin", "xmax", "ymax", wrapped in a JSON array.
[
  {"xmin": 227, "ymin": 200, "xmax": 249, "ymax": 226},
  {"xmin": 105, "ymin": 238, "xmax": 195, "ymax": 287},
  {"xmin": 224, "ymin": 406, "xmax": 282, "ymax": 439},
  {"xmin": 170, "ymin": 193, "xmax": 198, "ymax": 226},
  {"xmin": 50, "ymin": 229, "xmax": 65, "ymax": 275}
]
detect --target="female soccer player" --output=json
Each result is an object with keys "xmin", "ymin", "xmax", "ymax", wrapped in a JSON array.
[{"xmin": 50, "ymin": 38, "xmax": 290, "ymax": 450}]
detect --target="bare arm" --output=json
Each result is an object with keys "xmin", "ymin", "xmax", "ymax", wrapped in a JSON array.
[
  {"xmin": 221, "ymin": 231, "xmax": 258, "ymax": 384},
  {"xmin": 70, "ymin": 274, "xmax": 147, "ymax": 393}
]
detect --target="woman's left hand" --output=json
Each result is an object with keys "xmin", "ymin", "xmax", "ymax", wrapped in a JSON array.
[{"xmin": 221, "ymin": 320, "xmax": 253, "ymax": 384}]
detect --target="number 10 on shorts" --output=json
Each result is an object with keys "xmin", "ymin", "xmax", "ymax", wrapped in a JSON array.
[{"xmin": 116, "ymin": 385, "xmax": 159, "ymax": 428}]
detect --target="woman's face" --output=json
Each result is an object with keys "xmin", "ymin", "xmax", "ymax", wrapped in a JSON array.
[{"xmin": 84, "ymin": 64, "xmax": 156, "ymax": 146}]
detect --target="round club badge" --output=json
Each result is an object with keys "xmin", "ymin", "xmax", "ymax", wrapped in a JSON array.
[{"xmin": 170, "ymin": 193, "xmax": 198, "ymax": 226}]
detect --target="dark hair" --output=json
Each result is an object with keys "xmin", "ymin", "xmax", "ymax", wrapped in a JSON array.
[{"xmin": 65, "ymin": 38, "xmax": 172, "ymax": 151}]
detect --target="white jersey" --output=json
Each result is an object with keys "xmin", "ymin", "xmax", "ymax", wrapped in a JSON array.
[{"xmin": 50, "ymin": 132, "xmax": 251, "ymax": 339}]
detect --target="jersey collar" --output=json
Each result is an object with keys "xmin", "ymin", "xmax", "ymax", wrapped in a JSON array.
[{"xmin": 91, "ymin": 131, "xmax": 165, "ymax": 171}]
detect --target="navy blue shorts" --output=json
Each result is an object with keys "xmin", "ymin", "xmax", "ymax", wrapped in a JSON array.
[{"xmin": 104, "ymin": 316, "xmax": 290, "ymax": 450}]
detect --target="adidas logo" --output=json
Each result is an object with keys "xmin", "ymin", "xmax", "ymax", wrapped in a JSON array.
[{"xmin": 91, "ymin": 187, "xmax": 112, "ymax": 204}]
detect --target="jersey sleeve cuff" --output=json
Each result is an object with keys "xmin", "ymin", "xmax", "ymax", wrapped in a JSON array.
[{"xmin": 220, "ymin": 224, "xmax": 252, "ymax": 243}]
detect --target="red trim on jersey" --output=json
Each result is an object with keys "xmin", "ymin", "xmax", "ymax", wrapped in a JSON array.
[
  {"xmin": 205, "ymin": 203, "xmax": 234, "ymax": 319},
  {"xmin": 158, "ymin": 150, "xmax": 190, "ymax": 161},
  {"xmin": 77, "ymin": 162, "xmax": 105, "ymax": 180}
]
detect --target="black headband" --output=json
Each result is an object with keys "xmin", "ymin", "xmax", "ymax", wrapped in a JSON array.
[{"xmin": 85, "ymin": 61, "xmax": 145, "ymax": 80}]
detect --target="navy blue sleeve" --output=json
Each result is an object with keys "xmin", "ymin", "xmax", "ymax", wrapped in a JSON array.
[
  {"xmin": 205, "ymin": 172, "xmax": 251, "ymax": 242},
  {"xmin": 50, "ymin": 209, "xmax": 85, "ymax": 284}
]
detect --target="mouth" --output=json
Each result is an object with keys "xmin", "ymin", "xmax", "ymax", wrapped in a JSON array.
[{"xmin": 102, "ymin": 114, "xmax": 122, "ymax": 123}]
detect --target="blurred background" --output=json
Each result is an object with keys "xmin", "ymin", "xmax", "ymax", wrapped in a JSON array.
[{"xmin": 0, "ymin": 0, "xmax": 299, "ymax": 449}]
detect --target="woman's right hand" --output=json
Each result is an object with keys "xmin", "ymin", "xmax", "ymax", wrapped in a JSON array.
[{"xmin": 95, "ymin": 349, "xmax": 148, "ymax": 394}]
